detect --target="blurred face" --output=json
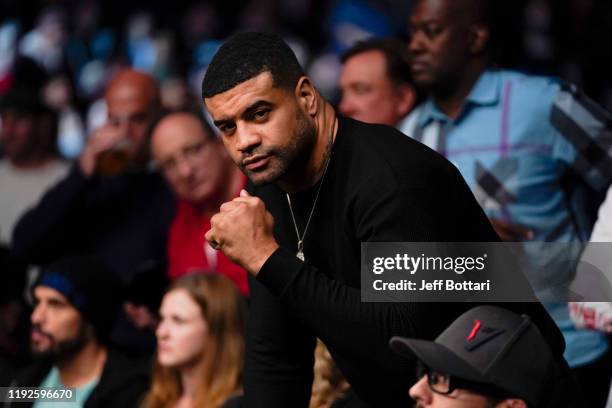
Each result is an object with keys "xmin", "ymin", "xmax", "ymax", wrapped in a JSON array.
[
  {"xmin": 156, "ymin": 289, "xmax": 208, "ymax": 368},
  {"xmin": 410, "ymin": 375, "xmax": 492, "ymax": 408},
  {"xmin": 30, "ymin": 286, "xmax": 90, "ymax": 358},
  {"xmin": 339, "ymin": 50, "xmax": 409, "ymax": 126},
  {"xmin": 0, "ymin": 109, "xmax": 38, "ymax": 161},
  {"xmin": 152, "ymin": 114, "xmax": 229, "ymax": 204},
  {"xmin": 204, "ymin": 72, "xmax": 316, "ymax": 186},
  {"xmin": 105, "ymin": 80, "xmax": 157, "ymax": 159},
  {"xmin": 408, "ymin": 0, "xmax": 474, "ymax": 91}
]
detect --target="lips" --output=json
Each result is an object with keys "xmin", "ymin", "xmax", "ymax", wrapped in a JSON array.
[
  {"xmin": 158, "ymin": 343, "xmax": 172, "ymax": 353},
  {"xmin": 243, "ymin": 154, "xmax": 270, "ymax": 171},
  {"xmin": 31, "ymin": 329, "xmax": 50, "ymax": 343},
  {"xmin": 410, "ymin": 60, "xmax": 430, "ymax": 73}
]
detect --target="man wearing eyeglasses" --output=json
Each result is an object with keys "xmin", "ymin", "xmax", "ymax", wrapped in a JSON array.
[
  {"xmin": 390, "ymin": 305, "xmax": 579, "ymax": 408},
  {"xmin": 150, "ymin": 111, "xmax": 248, "ymax": 295}
]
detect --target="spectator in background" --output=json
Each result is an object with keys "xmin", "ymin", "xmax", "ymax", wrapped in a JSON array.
[
  {"xmin": 12, "ymin": 68, "xmax": 174, "ymax": 282},
  {"xmin": 150, "ymin": 111, "xmax": 248, "ymax": 295},
  {"xmin": 11, "ymin": 68, "xmax": 175, "ymax": 357},
  {"xmin": 6, "ymin": 255, "xmax": 149, "ymax": 407},
  {"xmin": 339, "ymin": 38, "xmax": 418, "ymax": 127},
  {"xmin": 142, "ymin": 273, "xmax": 246, "ymax": 408},
  {"xmin": 390, "ymin": 305, "xmax": 574, "ymax": 408},
  {"xmin": 402, "ymin": 1, "xmax": 611, "ymax": 405},
  {"xmin": 0, "ymin": 57, "xmax": 69, "ymax": 245}
]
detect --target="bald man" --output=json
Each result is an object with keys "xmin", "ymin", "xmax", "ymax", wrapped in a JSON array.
[
  {"xmin": 13, "ymin": 67, "xmax": 174, "ymax": 311},
  {"xmin": 150, "ymin": 111, "xmax": 248, "ymax": 294},
  {"xmin": 80, "ymin": 70, "xmax": 160, "ymax": 176}
]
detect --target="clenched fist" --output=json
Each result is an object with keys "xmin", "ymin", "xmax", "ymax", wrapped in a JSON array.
[{"xmin": 206, "ymin": 190, "xmax": 279, "ymax": 276}]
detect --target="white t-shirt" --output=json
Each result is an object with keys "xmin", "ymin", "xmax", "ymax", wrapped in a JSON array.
[{"xmin": 0, "ymin": 159, "xmax": 69, "ymax": 245}]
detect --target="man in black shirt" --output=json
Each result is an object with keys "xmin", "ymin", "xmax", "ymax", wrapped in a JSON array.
[{"xmin": 202, "ymin": 32, "xmax": 567, "ymax": 407}]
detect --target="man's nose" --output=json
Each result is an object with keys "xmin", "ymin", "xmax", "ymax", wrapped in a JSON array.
[
  {"xmin": 175, "ymin": 157, "xmax": 193, "ymax": 178},
  {"xmin": 235, "ymin": 125, "xmax": 261, "ymax": 153},
  {"xmin": 31, "ymin": 304, "xmax": 44, "ymax": 324},
  {"xmin": 338, "ymin": 95, "xmax": 356, "ymax": 117},
  {"xmin": 408, "ymin": 31, "xmax": 425, "ymax": 54},
  {"xmin": 409, "ymin": 375, "xmax": 433, "ymax": 406}
]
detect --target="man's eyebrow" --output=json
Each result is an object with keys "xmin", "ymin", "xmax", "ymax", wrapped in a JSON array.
[
  {"xmin": 243, "ymin": 100, "xmax": 273, "ymax": 118},
  {"xmin": 213, "ymin": 100, "xmax": 274, "ymax": 127}
]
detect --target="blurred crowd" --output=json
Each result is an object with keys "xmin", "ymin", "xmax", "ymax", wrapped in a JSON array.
[{"xmin": 1, "ymin": 0, "xmax": 612, "ymax": 407}]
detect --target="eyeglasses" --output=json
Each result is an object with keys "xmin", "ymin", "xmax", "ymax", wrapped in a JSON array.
[
  {"xmin": 417, "ymin": 362, "xmax": 455, "ymax": 394},
  {"xmin": 416, "ymin": 362, "xmax": 512, "ymax": 398},
  {"xmin": 157, "ymin": 141, "xmax": 209, "ymax": 176}
]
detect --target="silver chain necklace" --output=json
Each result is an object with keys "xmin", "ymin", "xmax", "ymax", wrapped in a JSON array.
[{"xmin": 285, "ymin": 118, "xmax": 336, "ymax": 262}]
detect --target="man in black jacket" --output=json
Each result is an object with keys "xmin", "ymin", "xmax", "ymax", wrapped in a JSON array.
[
  {"xmin": 6, "ymin": 255, "xmax": 148, "ymax": 407},
  {"xmin": 202, "ymin": 32, "xmax": 569, "ymax": 407},
  {"xmin": 11, "ymin": 69, "xmax": 174, "ymax": 356},
  {"xmin": 12, "ymin": 69, "xmax": 174, "ymax": 282}
]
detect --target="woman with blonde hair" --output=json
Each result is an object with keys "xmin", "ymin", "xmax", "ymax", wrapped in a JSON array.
[{"xmin": 142, "ymin": 273, "xmax": 247, "ymax": 408}]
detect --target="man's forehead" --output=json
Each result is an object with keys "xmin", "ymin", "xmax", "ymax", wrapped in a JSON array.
[
  {"xmin": 34, "ymin": 286, "xmax": 69, "ymax": 303},
  {"xmin": 153, "ymin": 115, "xmax": 207, "ymax": 150},
  {"xmin": 204, "ymin": 72, "xmax": 283, "ymax": 118},
  {"xmin": 344, "ymin": 51, "xmax": 387, "ymax": 75},
  {"xmin": 411, "ymin": 0, "xmax": 477, "ymax": 24}
]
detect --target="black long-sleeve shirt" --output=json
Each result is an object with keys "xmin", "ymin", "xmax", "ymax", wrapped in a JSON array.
[
  {"xmin": 12, "ymin": 165, "xmax": 175, "ymax": 281},
  {"xmin": 245, "ymin": 117, "xmax": 565, "ymax": 407}
]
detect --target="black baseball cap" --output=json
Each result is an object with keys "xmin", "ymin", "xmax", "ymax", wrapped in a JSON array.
[{"xmin": 390, "ymin": 305, "xmax": 560, "ymax": 407}]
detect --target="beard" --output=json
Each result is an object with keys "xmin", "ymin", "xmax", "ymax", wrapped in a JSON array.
[
  {"xmin": 241, "ymin": 108, "xmax": 317, "ymax": 186},
  {"xmin": 31, "ymin": 322, "xmax": 94, "ymax": 362}
]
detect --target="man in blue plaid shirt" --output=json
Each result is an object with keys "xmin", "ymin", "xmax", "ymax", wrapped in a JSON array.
[{"xmin": 402, "ymin": 0, "xmax": 612, "ymax": 406}]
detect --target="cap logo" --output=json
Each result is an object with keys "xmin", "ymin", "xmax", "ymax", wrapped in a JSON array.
[
  {"xmin": 467, "ymin": 320, "xmax": 481, "ymax": 341},
  {"xmin": 465, "ymin": 320, "xmax": 505, "ymax": 351}
]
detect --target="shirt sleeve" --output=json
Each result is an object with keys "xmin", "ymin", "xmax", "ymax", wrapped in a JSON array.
[
  {"xmin": 242, "ymin": 275, "xmax": 316, "ymax": 408},
  {"xmin": 550, "ymin": 83, "xmax": 612, "ymax": 192},
  {"xmin": 242, "ymin": 183, "xmax": 316, "ymax": 408}
]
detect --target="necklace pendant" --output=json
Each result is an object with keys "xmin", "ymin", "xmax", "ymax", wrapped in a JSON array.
[{"xmin": 296, "ymin": 250, "xmax": 305, "ymax": 261}]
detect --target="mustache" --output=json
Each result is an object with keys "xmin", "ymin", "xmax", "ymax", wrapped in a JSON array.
[{"xmin": 240, "ymin": 148, "xmax": 274, "ymax": 166}]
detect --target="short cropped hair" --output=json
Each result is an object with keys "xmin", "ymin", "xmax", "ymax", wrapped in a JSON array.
[
  {"xmin": 341, "ymin": 37, "xmax": 413, "ymax": 88},
  {"xmin": 202, "ymin": 32, "xmax": 305, "ymax": 99}
]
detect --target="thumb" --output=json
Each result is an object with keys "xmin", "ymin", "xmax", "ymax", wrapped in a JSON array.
[{"xmin": 240, "ymin": 189, "xmax": 251, "ymax": 197}]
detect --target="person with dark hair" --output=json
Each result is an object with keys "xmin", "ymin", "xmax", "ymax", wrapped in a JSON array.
[
  {"xmin": 339, "ymin": 37, "xmax": 418, "ymax": 127},
  {"xmin": 6, "ymin": 255, "xmax": 149, "ymax": 407},
  {"xmin": 201, "ymin": 32, "xmax": 567, "ymax": 407},
  {"xmin": 0, "ymin": 57, "xmax": 68, "ymax": 245},
  {"xmin": 11, "ymin": 69, "xmax": 175, "ymax": 357},
  {"xmin": 150, "ymin": 111, "xmax": 248, "ymax": 295},
  {"xmin": 402, "ymin": 0, "xmax": 612, "ymax": 405},
  {"xmin": 390, "ymin": 306, "xmax": 569, "ymax": 408}
]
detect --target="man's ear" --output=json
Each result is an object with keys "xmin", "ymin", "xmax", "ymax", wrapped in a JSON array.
[
  {"xmin": 468, "ymin": 23, "xmax": 489, "ymax": 55},
  {"xmin": 496, "ymin": 399, "xmax": 528, "ymax": 408},
  {"xmin": 294, "ymin": 76, "xmax": 318, "ymax": 117},
  {"xmin": 395, "ymin": 84, "xmax": 417, "ymax": 118}
]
